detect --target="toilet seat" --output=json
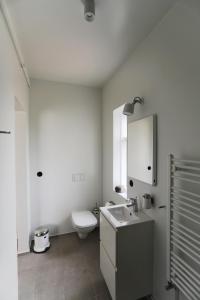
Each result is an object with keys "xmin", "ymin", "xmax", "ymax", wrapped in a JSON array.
[{"xmin": 72, "ymin": 211, "xmax": 97, "ymax": 228}]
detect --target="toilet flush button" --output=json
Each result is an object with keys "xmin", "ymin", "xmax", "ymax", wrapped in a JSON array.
[{"xmin": 72, "ymin": 173, "xmax": 86, "ymax": 182}]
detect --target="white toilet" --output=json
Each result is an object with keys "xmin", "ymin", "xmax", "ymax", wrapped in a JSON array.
[{"xmin": 72, "ymin": 211, "xmax": 97, "ymax": 239}]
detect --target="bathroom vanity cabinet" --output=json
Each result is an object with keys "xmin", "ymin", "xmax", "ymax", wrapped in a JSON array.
[{"xmin": 100, "ymin": 211, "xmax": 153, "ymax": 300}]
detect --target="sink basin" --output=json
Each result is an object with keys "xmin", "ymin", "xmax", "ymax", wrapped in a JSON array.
[
  {"xmin": 107, "ymin": 206, "xmax": 139, "ymax": 223},
  {"xmin": 100, "ymin": 204, "xmax": 152, "ymax": 228}
]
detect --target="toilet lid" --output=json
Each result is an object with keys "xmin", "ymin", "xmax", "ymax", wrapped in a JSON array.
[{"xmin": 72, "ymin": 211, "xmax": 97, "ymax": 228}]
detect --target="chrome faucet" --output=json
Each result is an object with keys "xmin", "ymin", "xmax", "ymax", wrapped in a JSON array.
[{"xmin": 127, "ymin": 197, "xmax": 138, "ymax": 213}]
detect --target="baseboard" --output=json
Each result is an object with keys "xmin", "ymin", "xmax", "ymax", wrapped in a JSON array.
[
  {"xmin": 17, "ymin": 247, "xmax": 30, "ymax": 256},
  {"xmin": 49, "ymin": 228, "xmax": 99, "ymax": 238},
  {"xmin": 49, "ymin": 229, "xmax": 76, "ymax": 238}
]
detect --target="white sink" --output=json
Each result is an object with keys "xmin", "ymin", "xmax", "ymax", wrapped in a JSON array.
[
  {"xmin": 100, "ymin": 204, "xmax": 152, "ymax": 228},
  {"xmin": 107, "ymin": 206, "xmax": 139, "ymax": 223}
]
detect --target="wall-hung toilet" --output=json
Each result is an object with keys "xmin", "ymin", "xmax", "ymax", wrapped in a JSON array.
[{"xmin": 72, "ymin": 211, "xmax": 97, "ymax": 239}]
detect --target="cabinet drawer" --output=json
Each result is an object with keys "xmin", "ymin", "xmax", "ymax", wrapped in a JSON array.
[
  {"xmin": 100, "ymin": 213, "xmax": 116, "ymax": 266},
  {"xmin": 100, "ymin": 242, "xmax": 116, "ymax": 300}
]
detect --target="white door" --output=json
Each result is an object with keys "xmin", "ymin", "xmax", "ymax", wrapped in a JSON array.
[{"xmin": 0, "ymin": 100, "xmax": 18, "ymax": 299}]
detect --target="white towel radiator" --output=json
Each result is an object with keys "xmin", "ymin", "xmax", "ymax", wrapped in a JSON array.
[{"xmin": 167, "ymin": 154, "xmax": 200, "ymax": 300}]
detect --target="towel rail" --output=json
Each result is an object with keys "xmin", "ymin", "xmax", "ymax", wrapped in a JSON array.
[
  {"xmin": 167, "ymin": 154, "xmax": 200, "ymax": 300},
  {"xmin": 171, "ymin": 224, "xmax": 200, "ymax": 246},
  {"xmin": 171, "ymin": 264, "xmax": 200, "ymax": 289},
  {"xmin": 171, "ymin": 236, "xmax": 200, "ymax": 259},
  {"xmin": 171, "ymin": 186, "xmax": 200, "ymax": 199},
  {"xmin": 173, "ymin": 280, "xmax": 198, "ymax": 300},
  {"xmin": 171, "ymin": 175, "xmax": 200, "ymax": 185},
  {"xmin": 171, "ymin": 209, "xmax": 200, "ymax": 225},
  {"xmin": 171, "ymin": 203, "xmax": 200, "ymax": 219},
  {"xmin": 172, "ymin": 276, "xmax": 199, "ymax": 299},
  {"xmin": 174, "ymin": 170, "xmax": 200, "ymax": 178},
  {"xmin": 171, "ymin": 198, "xmax": 200, "ymax": 212},
  {"xmin": 171, "ymin": 253, "xmax": 200, "ymax": 280},
  {"xmin": 171, "ymin": 220, "xmax": 200, "ymax": 239},
  {"xmin": 172, "ymin": 157, "xmax": 200, "ymax": 164},
  {"xmin": 171, "ymin": 241, "xmax": 200, "ymax": 265},
  {"xmin": 171, "ymin": 260, "xmax": 200, "ymax": 285},
  {"xmin": 171, "ymin": 192, "xmax": 200, "ymax": 206},
  {"xmin": 171, "ymin": 267, "xmax": 200, "ymax": 295},
  {"xmin": 171, "ymin": 233, "xmax": 200, "ymax": 253},
  {"xmin": 173, "ymin": 165, "xmax": 200, "ymax": 172}
]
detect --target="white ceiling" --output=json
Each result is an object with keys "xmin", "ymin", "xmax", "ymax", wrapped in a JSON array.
[{"xmin": 6, "ymin": 0, "xmax": 175, "ymax": 87}]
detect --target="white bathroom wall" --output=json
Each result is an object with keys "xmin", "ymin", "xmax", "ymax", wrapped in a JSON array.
[
  {"xmin": 102, "ymin": 1, "xmax": 200, "ymax": 300},
  {"xmin": 30, "ymin": 79, "xmax": 102, "ymax": 235},
  {"xmin": 0, "ymin": 8, "xmax": 29, "ymax": 300}
]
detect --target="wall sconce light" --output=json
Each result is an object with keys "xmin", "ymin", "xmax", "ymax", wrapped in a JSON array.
[{"xmin": 123, "ymin": 97, "xmax": 144, "ymax": 116}]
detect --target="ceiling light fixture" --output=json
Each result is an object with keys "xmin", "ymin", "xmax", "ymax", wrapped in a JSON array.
[{"xmin": 82, "ymin": 0, "xmax": 95, "ymax": 22}]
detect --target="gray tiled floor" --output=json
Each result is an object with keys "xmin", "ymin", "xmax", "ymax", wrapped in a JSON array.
[{"xmin": 18, "ymin": 229, "xmax": 111, "ymax": 300}]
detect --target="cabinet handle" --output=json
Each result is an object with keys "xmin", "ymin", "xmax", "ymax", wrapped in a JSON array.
[{"xmin": 0, "ymin": 131, "xmax": 11, "ymax": 134}]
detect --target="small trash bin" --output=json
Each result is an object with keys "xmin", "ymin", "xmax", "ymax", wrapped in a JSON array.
[{"xmin": 33, "ymin": 227, "xmax": 50, "ymax": 253}]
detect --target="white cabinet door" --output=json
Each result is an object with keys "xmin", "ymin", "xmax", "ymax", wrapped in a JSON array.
[
  {"xmin": 100, "ymin": 213, "xmax": 116, "ymax": 266},
  {"xmin": 100, "ymin": 242, "xmax": 116, "ymax": 300}
]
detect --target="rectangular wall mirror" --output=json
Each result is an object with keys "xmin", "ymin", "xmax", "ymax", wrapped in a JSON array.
[{"xmin": 128, "ymin": 115, "xmax": 157, "ymax": 185}]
